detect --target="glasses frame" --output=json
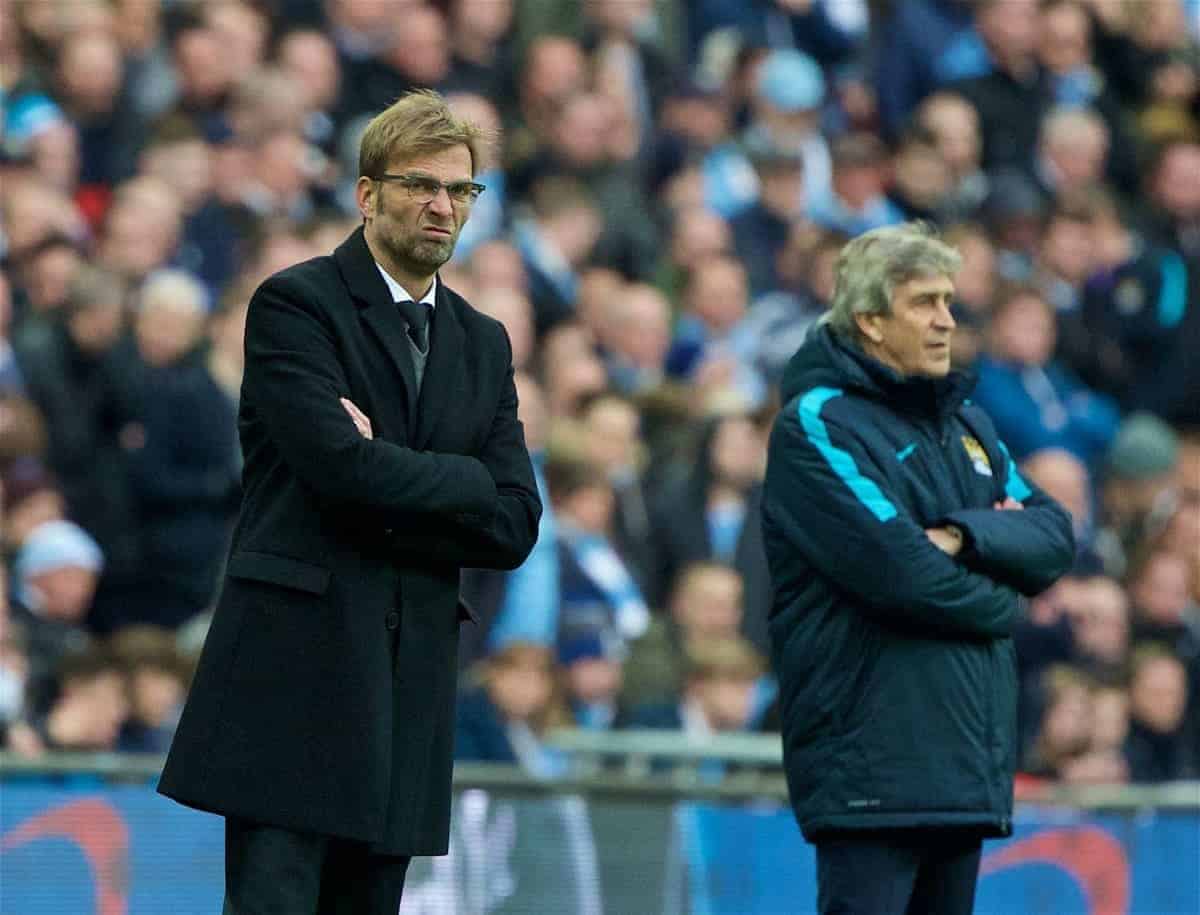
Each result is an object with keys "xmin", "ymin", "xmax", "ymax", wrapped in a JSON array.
[{"xmin": 375, "ymin": 172, "xmax": 486, "ymax": 206}]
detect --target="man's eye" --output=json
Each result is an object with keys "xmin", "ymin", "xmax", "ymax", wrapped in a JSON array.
[{"xmin": 407, "ymin": 178, "xmax": 439, "ymax": 193}]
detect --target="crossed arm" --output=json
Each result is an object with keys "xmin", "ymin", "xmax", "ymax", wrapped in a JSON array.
[
  {"xmin": 765, "ymin": 404, "xmax": 1070, "ymax": 640},
  {"xmin": 245, "ymin": 276, "xmax": 540, "ymax": 571}
]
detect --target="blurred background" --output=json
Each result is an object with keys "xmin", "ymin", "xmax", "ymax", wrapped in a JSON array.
[{"xmin": 0, "ymin": 0, "xmax": 1198, "ymax": 911}]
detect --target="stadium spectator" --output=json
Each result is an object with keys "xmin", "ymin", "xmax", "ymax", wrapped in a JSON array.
[
  {"xmin": 875, "ymin": 0, "xmax": 979, "ymax": 137},
  {"xmin": 744, "ymin": 49, "xmax": 831, "ymax": 217},
  {"xmin": 454, "ymin": 641, "xmax": 570, "ymax": 776},
  {"xmin": 546, "ymin": 452, "xmax": 649, "ymax": 653},
  {"xmin": 1145, "ymin": 139, "xmax": 1200, "ymax": 260},
  {"xmin": 472, "ymin": 287, "xmax": 536, "ymax": 373},
  {"xmin": 623, "ymin": 635, "xmax": 768, "ymax": 746},
  {"xmin": 537, "ymin": 321, "xmax": 607, "ymax": 419},
  {"xmin": 1034, "ymin": 107, "xmax": 1111, "ymax": 199},
  {"xmin": 651, "ymin": 205, "xmax": 733, "ymax": 307},
  {"xmin": 1068, "ymin": 575, "xmax": 1133, "ymax": 681},
  {"xmin": 24, "ymin": 646, "xmax": 129, "ymax": 754},
  {"xmin": 1125, "ymin": 646, "xmax": 1191, "ymax": 781},
  {"xmin": 621, "ymin": 560, "xmax": 745, "ymax": 711},
  {"xmin": 110, "ymin": 624, "xmax": 191, "ymax": 754},
  {"xmin": 972, "ymin": 283, "xmax": 1119, "ymax": 465},
  {"xmin": 96, "ymin": 175, "xmax": 184, "ymax": 283},
  {"xmin": 1021, "ymin": 448, "xmax": 1095, "ymax": 554},
  {"xmin": 646, "ymin": 410, "xmax": 771, "ymax": 650},
  {"xmin": 13, "ymin": 266, "xmax": 142, "ymax": 599},
  {"xmin": 559, "ymin": 630, "xmax": 624, "ymax": 731},
  {"xmin": 731, "ymin": 133, "xmax": 806, "ymax": 297},
  {"xmin": 886, "ymin": 127, "xmax": 954, "ymax": 225},
  {"xmin": 951, "ymin": 0, "xmax": 1049, "ymax": 174},
  {"xmin": 1025, "ymin": 664, "xmax": 1096, "ymax": 779},
  {"xmin": 443, "ymin": 0, "xmax": 516, "ymax": 100},
  {"xmin": 808, "ymin": 131, "xmax": 905, "ymax": 237},
  {"xmin": 1, "ymin": 462, "xmax": 65, "ymax": 553},
  {"xmin": 596, "ymin": 283, "xmax": 672, "ymax": 395},
  {"xmin": 120, "ymin": 269, "xmax": 239, "ymax": 631},
  {"xmin": 513, "ymin": 173, "xmax": 602, "ymax": 334},
  {"xmin": 10, "ymin": 520, "xmax": 103, "ymax": 713},
  {"xmin": 1096, "ymin": 413, "xmax": 1180, "ymax": 577},
  {"xmin": 916, "ymin": 92, "xmax": 990, "ymax": 220},
  {"xmin": 664, "ymin": 255, "xmax": 761, "ymax": 404},
  {"xmin": 741, "ymin": 226, "xmax": 842, "ymax": 387},
  {"xmin": 579, "ymin": 392, "xmax": 657, "ymax": 593}
]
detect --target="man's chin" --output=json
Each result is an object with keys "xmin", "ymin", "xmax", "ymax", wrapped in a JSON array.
[{"xmin": 406, "ymin": 239, "xmax": 454, "ymax": 271}]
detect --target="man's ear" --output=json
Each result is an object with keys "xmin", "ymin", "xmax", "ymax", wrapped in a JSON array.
[
  {"xmin": 355, "ymin": 176, "xmax": 376, "ymax": 221},
  {"xmin": 854, "ymin": 312, "xmax": 884, "ymax": 344}
]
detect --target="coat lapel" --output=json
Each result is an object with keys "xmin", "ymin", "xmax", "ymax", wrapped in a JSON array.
[
  {"xmin": 413, "ymin": 283, "xmax": 464, "ymax": 449},
  {"xmin": 335, "ymin": 228, "xmax": 418, "ymax": 436}
]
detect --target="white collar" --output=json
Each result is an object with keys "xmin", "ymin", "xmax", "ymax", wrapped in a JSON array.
[{"xmin": 375, "ymin": 262, "xmax": 438, "ymax": 308}]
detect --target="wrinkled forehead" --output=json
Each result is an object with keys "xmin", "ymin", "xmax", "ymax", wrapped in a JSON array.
[
  {"xmin": 386, "ymin": 143, "xmax": 473, "ymax": 181},
  {"xmin": 895, "ymin": 272, "xmax": 956, "ymax": 297}
]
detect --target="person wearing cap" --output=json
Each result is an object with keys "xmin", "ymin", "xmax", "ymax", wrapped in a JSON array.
[
  {"xmin": 731, "ymin": 132, "xmax": 807, "ymax": 297},
  {"xmin": 762, "ymin": 223, "xmax": 1074, "ymax": 914},
  {"xmin": 1095, "ymin": 412, "xmax": 1181, "ymax": 577},
  {"xmin": 745, "ymin": 48, "xmax": 832, "ymax": 217},
  {"xmin": 157, "ymin": 90, "xmax": 540, "ymax": 914},
  {"xmin": 10, "ymin": 519, "xmax": 104, "ymax": 714}
]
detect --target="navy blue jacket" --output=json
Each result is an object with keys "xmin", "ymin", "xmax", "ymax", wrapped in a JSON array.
[{"xmin": 762, "ymin": 326, "xmax": 1074, "ymax": 841}]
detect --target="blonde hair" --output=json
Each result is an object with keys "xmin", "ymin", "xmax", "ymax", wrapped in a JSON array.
[
  {"xmin": 823, "ymin": 222, "xmax": 962, "ymax": 342},
  {"xmin": 357, "ymin": 89, "xmax": 490, "ymax": 179},
  {"xmin": 684, "ymin": 636, "xmax": 764, "ymax": 683}
]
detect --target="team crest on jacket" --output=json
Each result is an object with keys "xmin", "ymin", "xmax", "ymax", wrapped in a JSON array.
[{"xmin": 961, "ymin": 436, "xmax": 993, "ymax": 477}]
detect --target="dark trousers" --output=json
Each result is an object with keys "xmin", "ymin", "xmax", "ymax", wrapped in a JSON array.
[
  {"xmin": 816, "ymin": 831, "xmax": 982, "ymax": 915},
  {"xmin": 222, "ymin": 817, "xmax": 411, "ymax": 915}
]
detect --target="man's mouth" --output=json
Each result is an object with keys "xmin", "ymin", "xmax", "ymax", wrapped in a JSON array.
[{"xmin": 422, "ymin": 225, "xmax": 452, "ymax": 237}]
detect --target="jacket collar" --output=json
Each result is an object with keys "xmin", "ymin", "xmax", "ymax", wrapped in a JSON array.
[{"xmin": 819, "ymin": 325, "xmax": 976, "ymax": 421}]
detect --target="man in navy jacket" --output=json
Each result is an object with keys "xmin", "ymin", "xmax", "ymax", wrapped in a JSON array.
[{"xmin": 762, "ymin": 222, "xmax": 1074, "ymax": 915}]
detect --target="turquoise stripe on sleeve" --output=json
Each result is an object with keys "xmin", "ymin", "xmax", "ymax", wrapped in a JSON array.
[
  {"xmin": 798, "ymin": 387, "xmax": 898, "ymax": 522},
  {"xmin": 998, "ymin": 440, "xmax": 1032, "ymax": 502},
  {"xmin": 896, "ymin": 443, "xmax": 917, "ymax": 462},
  {"xmin": 1157, "ymin": 251, "xmax": 1188, "ymax": 329}
]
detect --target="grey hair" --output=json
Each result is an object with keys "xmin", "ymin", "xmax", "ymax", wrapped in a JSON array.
[
  {"xmin": 138, "ymin": 268, "xmax": 210, "ymax": 317},
  {"xmin": 822, "ymin": 222, "xmax": 962, "ymax": 341}
]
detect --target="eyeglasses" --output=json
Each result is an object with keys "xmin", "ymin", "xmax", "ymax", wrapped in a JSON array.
[{"xmin": 375, "ymin": 173, "xmax": 486, "ymax": 206}]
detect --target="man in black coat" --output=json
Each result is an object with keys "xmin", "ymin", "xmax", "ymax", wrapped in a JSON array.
[
  {"xmin": 158, "ymin": 90, "xmax": 542, "ymax": 914},
  {"xmin": 762, "ymin": 223, "xmax": 1075, "ymax": 915}
]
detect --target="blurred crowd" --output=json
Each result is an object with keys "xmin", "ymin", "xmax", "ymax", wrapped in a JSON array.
[{"xmin": 1, "ymin": 0, "xmax": 1198, "ymax": 787}]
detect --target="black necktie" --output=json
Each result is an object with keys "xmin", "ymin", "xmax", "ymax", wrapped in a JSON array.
[{"xmin": 395, "ymin": 299, "xmax": 430, "ymax": 354}]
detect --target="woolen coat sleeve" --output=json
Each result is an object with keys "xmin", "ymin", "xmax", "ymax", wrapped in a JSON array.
[
  {"xmin": 939, "ymin": 443, "xmax": 1076, "ymax": 597},
  {"xmin": 763, "ymin": 398, "xmax": 1022, "ymax": 640},
  {"xmin": 244, "ymin": 275, "xmax": 498, "ymax": 519},
  {"xmin": 388, "ymin": 340, "xmax": 542, "ymax": 571}
]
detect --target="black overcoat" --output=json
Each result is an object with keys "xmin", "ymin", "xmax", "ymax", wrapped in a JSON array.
[{"xmin": 158, "ymin": 228, "xmax": 541, "ymax": 855}]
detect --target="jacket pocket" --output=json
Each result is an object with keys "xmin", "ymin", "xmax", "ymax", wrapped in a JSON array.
[{"xmin": 226, "ymin": 551, "xmax": 331, "ymax": 595}]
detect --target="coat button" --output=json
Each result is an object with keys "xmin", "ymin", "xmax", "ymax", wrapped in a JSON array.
[{"xmin": 385, "ymin": 611, "xmax": 400, "ymax": 630}]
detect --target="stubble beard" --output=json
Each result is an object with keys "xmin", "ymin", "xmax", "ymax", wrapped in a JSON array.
[
  {"xmin": 379, "ymin": 227, "xmax": 456, "ymax": 276},
  {"xmin": 406, "ymin": 235, "xmax": 455, "ymax": 270}
]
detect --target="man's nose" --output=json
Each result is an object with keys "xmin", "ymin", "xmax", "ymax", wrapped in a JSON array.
[
  {"xmin": 935, "ymin": 300, "xmax": 956, "ymax": 330},
  {"xmin": 427, "ymin": 186, "xmax": 454, "ymax": 216}
]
